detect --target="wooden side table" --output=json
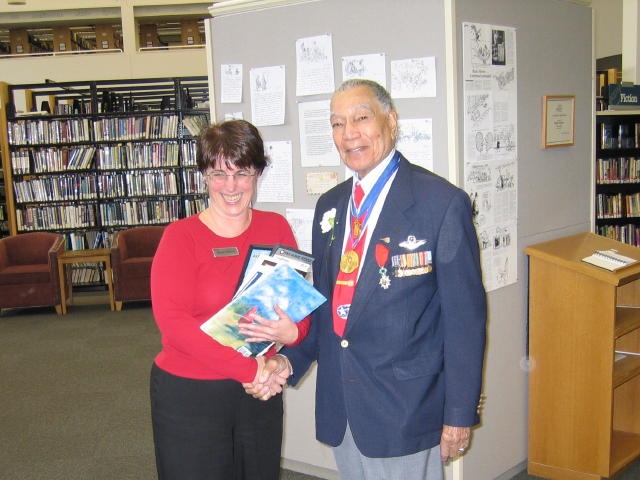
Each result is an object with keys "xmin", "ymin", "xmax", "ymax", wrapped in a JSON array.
[{"xmin": 57, "ymin": 248, "xmax": 115, "ymax": 314}]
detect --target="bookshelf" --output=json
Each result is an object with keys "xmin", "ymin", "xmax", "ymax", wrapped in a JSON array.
[
  {"xmin": 0, "ymin": 77, "xmax": 210, "ymax": 285},
  {"xmin": 595, "ymin": 110, "xmax": 640, "ymax": 246},
  {"xmin": 0, "ymin": 82, "xmax": 10, "ymax": 239},
  {"xmin": 595, "ymin": 67, "xmax": 620, "ymax": 111},
  {"xmin": 0, "ymin": 145, "xmax": 7, "ymax": 239},
  {"xmin": 0, "ymin": 4, "xmax": 209, "ymax": 57},
  {"xmin": 525, "ymin": 232, "xmax": 640, "ymax": 480}
]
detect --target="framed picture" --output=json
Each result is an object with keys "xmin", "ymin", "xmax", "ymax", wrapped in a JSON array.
[{"xmin": 542, "ymin": 95, "xmax": 575, "ymax": 148}]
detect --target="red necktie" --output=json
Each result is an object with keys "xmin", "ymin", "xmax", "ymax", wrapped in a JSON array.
[
  {"xmin": 332, "ymin": 183, "xmax": 365, "ymax": 337},
  {"xmin": 353, "ymin": 182, "xmax": 365, "ymax": 208}
]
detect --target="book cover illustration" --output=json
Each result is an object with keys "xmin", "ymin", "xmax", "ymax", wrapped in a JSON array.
[
  {"xmin": 201, "ymin": 263, "xmax": 326, "ymax": 357},
  {"xmin": 235, "ymin": 244, "xmax": 314, "ymax": 294}
]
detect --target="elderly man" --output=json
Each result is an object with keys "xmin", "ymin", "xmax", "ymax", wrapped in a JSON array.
[{"xmin": 246, "ymin": 79, "xmax": 486, "ymax": 480}]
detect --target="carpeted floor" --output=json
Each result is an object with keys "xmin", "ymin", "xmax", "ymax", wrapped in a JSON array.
[
  {"xmin": 0, "ymin": 296, "xmax": 323, "ymax": 480},
  {"xmin": 1, "ymin": 295, "xmax": 639, "ymax": 480}
]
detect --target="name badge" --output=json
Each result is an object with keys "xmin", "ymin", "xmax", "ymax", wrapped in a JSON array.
[{"xmin": 212, "ymin": 247, "xmax": 239, "ymax": 257}]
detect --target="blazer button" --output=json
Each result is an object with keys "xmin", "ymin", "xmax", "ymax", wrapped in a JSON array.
[{"xmin": 340, "ymin": 339, "xmax": 349, "ymax": 348}]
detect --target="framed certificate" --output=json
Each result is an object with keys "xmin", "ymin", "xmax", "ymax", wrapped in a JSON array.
[{"xmin": 542, "ymin": 95, "xmax": 575, "ymax": 148}]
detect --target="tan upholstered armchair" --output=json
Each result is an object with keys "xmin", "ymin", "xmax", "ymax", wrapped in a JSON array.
[
  {"xmin": 111, "ymin": 226, "xmax": 165, "ymax": 311},
  {"xmin": 0, "ymin": 232, "xmax": 66, "ymax": 314}
]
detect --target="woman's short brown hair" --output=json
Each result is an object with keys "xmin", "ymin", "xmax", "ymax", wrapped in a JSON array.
[{"xmin": 196, "ymin": 119, "xmax": 269, "ymax": 174}]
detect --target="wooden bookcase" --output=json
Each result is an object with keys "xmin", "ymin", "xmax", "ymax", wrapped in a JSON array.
[
  {"xmin": 0, "ymin": 77, "xmax": 210, "ymax": 287},
  {"xmin": 525, "ymin": 232, "xmax": 640, "ymax": 480},
  {"xmin": 0, "ymin": 82, "xmax": 11, "ymax": 239},
  {"xmin": 2, "ymin": 77, "xmax": 209, "ymax": 247},
  {"xmin": 595, "ymin": 110, "xmax": 640, "ymax": 246},
  {"xmin": 0, "ymin": 146, "xmax": 7, "ymax": 239},
  {"xmin": 0, "ymin": 148, "xmax": 6, "ymax": 238}
]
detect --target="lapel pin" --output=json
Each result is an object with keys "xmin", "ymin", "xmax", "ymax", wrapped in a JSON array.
[{"xmin": 399, "ymin": 235, "xmax": 426, "ymax": 250}]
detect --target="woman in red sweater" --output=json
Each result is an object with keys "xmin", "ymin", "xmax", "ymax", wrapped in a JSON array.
[{"xmin": 150, "ymin": 120, "xmax": 310, "ymax": 480}]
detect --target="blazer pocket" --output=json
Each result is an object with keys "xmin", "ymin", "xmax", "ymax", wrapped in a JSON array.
[{"xmin": 392, "ymin": 351, "xmax": 443, "ymax": 380}]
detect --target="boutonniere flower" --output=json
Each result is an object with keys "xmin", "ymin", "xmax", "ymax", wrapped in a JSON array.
[
  {"xmin": 375, "ymin": 238, "xmax": 391, "ymax": 289},
  {"xmin": 320, "ymin": 208, "xmax": 337, "ymax": 245}
]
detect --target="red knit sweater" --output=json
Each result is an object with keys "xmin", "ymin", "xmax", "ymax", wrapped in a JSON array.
[{"xmin": 151, "ymin": 210, "xmax": 310, "ymax": 383}]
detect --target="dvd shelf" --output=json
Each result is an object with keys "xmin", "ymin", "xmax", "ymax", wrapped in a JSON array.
[
  {"xmin": 595, "ymin": 111, "xmax": 640, "ymax": 246},
  {"xmin": 0, "ymin": 77, "xmax": 209, "ymax": 286}
]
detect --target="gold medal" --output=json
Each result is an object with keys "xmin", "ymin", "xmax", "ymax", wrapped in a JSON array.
[{"xmin": 340, "ymin": 250, "xmax": 360, "ymax": 274}]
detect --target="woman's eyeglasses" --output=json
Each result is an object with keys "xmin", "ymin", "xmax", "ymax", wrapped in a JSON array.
[{"xmin": 205, "ymin": 170, "xmax": 257, "ymax": 185}]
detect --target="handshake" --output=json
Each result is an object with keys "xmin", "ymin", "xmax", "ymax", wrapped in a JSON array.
[{"xmin": 242, "ymin": 354, "xmax": 292, "ymax": 401}]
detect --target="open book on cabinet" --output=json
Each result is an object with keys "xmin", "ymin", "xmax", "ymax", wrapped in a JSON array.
[{"xmin": 0, "ymin": 77, "xmax": 211, "ymax": 286}]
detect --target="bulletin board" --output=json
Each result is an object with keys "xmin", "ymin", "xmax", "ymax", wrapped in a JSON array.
[{"xmin": 206, "ymin": 0, "xmax": 451, "ymax": 235}]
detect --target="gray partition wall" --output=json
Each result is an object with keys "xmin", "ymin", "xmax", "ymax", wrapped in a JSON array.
[
  {"xmin": 208, "ymin": 0, "xmax": 450, "ymax": 215},
  {"xmin": 455, "ymin": 2, "xmax": 592, "ymax": 478},
  {"xmin": 206, "ymin": 1, "xmax": 593, "ymax": 479}
]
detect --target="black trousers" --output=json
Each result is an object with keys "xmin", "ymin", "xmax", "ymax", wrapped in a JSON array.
[{"xmin": 150, "ymin": 363, "xmax": 283, "ymax": 480}]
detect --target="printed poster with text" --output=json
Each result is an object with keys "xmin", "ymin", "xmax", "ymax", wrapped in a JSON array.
[{"xmin": 462, "ymin": 23, "xmax": 518, "ymax": 292}]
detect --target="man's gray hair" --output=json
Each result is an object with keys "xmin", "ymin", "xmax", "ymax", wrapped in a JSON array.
[{"xmin": 334, "ymin": 79, "xmax": 395, "ymax": 114}]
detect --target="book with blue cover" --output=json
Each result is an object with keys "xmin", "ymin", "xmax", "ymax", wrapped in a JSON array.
[{"xmin": 200, "ymin": 262, "xmax": 326, "ymax": 357}]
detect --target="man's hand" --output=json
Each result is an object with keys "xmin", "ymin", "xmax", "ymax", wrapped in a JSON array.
[
  {"xmin": 440, "ymin": 425, "xmax": 471, "ymax": 462},
  {"xmin": 242, "ymin": 354, "xmax": 291, "ymax": 401},
  {"xmin": 238, "ymin": 305, "xmax": 299, "ymax": 345}
]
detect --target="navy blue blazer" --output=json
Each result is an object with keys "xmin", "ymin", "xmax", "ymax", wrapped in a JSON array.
[{"xmin": 283, "ymin": 155, "xmax": 486, "ymax": 458}]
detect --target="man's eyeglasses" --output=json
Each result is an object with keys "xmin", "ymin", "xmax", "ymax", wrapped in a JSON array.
[{"xmin": 205, "ymin": 170, "xmax": 257, "ymax": 185}]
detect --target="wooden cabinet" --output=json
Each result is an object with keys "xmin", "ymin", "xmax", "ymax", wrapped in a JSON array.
[{"xmin": 525, "ymin": 232, "xmax": 640, "ymax": 480}]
